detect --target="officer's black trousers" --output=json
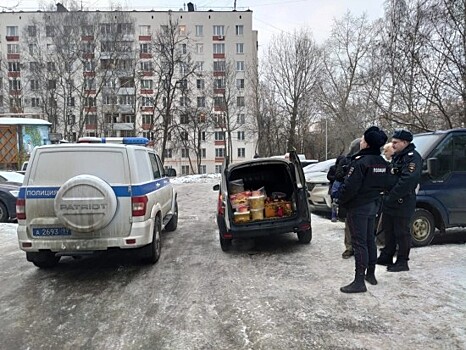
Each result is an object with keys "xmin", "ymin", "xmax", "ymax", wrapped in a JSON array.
[
  {"xmin": 346, "ymin": 201, "xmax": 379, "ymax": 271},
  {"xmin": 381, "ymin": 213, "xmax": 411, "ymax": 262}
]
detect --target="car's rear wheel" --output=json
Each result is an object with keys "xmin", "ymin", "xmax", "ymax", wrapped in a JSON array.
[
  {"xmin": 0, "ymin": 201, "xmax": 8, "ymax": 222},
  {"xmin": 297, "ymin": 229, "xmax": 312, "ymax": 244},
  {"xmin": 219, "ymin": 232, "xmax": 232, "ymax": 252},
  {"xmin": 411, "ymin": 208, "xmax": 435, "ymax": 247},
  {"xmin": 165, "ymin": 201, "xmax": 178, "ymax": 232},
  {"xmin": 27, "ymin": 252, "xmax": 60, "ymax": 269},
  {"xmin": 142, "ymin": 216, "xmax": 161, "ymax": 264}
]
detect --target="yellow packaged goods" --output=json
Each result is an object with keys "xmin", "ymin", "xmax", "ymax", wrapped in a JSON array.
[
  {"xmin": 234, "ymin": 211, "xmax": 250, "ymax": 223},
  {"xmin": 248, "ymin": 195, "xmax": 265, "ymax": 209},
  {"xmin": 250, "ymin": 208, "xmax": 264, "ymax": 220},
  {"xmin": 230, "ymin": 191, "xmax": 251, "ymax": 209}
]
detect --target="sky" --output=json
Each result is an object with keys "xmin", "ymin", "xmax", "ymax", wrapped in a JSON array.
[{"xmin": 3, "ymin": 0, "xmax": 386, "ymax": 52}]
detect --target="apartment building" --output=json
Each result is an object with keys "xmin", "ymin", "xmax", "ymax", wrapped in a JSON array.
[{"xmin": 0, "ymin": 3, "xmax": 259, "ymax": 174}]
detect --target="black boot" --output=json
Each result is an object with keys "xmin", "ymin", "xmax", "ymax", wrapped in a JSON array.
[
  {"xmin": 365, "ymin": 265, "xmax": 378, "ymax": 285},
  {"xmin": 387, "ymin": 260, "xmax": 409, "ymax": 272},
  {"xmin": 376, "ymin": 254, "xmax": 393, "ymax": 266},
  {"xmin": 340, "ymin": 270, "xmax": 367, "ymax": 293}
]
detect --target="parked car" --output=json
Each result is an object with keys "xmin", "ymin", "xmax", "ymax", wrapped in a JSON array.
[
  {"xmin": 213, "ymin": 151, "xmax": 312, "ymax": 251},
  {"xmin": 305, "ymin": 159, "xmax": 336, "ymax": 213},
  {"xmin": 0, "ymin": 173, "xmax": 22, "ymax": 222},
  {"xmin": 409, "ymin": 128, "xmax": 466, "ymax": 246},
  {"xmin": 16, "ymin": 137, "xmax": 178, "ymax": 268},
  {"xmin": 0, "ymin": 170, "xmax": 25, "ymax": 184}
]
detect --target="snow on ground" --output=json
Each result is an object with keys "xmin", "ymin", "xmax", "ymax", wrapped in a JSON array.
[{"xmin": 170, "ymin": 173, "xmax": 221, "ymax": 184}]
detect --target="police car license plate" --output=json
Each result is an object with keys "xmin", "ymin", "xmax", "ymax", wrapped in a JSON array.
[{"xmin": 32, "ymin": 227, "xmax": 72, "ymax": 237}]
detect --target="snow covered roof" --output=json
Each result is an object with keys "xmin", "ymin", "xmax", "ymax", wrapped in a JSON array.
[{"xmin": 0, "ymin": 117, "xmax": 51, "ymax": 126}]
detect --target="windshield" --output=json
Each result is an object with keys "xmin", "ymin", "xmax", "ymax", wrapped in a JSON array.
[
  {"xmin": 412, "ymin": 134, "xmax": 443, "ymax": 158},
  {"xmin": 304, "ymin": 158, "xmax": 336, "ymax": 173}
]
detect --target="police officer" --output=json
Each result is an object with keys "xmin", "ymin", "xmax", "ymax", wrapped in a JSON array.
[
  {"xmin": 339, "ymin": 126, "xmax": 388, "ymax": 293},
  {"xmin": 377, "ymin": 129, "xmax": 422, "ymax": 272}
]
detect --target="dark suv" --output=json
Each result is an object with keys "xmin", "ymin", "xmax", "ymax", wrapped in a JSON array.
[
  {"xmin": 411, "ymin": 128, "xmax": 466, "ymax": 246},
  {"xmin": 213, "ymin": 151, "xmax": 312, "ymax": 251}
]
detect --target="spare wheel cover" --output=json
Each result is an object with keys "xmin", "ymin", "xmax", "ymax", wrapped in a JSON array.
[{"xmin": 54, "ymin": 175, "xmax": 117, "ymax": 233}]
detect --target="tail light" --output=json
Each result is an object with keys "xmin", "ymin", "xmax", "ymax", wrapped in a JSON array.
[
  {"xmin": 132, "ymin": 196, "xmax": 148, "ymax": 217},
  {"xmin": 16, "ymin": 198, "xmax": 26, "ymax": 220},
  {"xmin": 217, "ymin": 193, "xmax": 225, "ymax": 215}
]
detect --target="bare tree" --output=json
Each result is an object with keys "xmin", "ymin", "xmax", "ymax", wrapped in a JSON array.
[{"xmin": 264, "ymin": 28, "xmax": 322, "ymax": 151}]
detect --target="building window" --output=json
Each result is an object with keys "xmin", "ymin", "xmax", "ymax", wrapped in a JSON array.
[
  {"xmin": 48, "ymin": 80, "xmax": 56, "ymax": 89},
  {"xmin": 196, "ymin": 43, "xmax": 203, "ymax": 54},
  {"xmin": 181, "ymin": 165, "xmax": 190, "ymax": 175},
  {"xmin": 119, "ymin": 95, "xmax": 135, "ymax": 105},
  {"xmin": 46, "ymin": 26, "xmax": 55, "ymax": 37},
  {"xmin": 236, "ymin": 79, "xmax": 244, "ymax": 90},
  {"xmin": 67, "ymin": 97, "xmax": 75, "ymax": 107},
  {"xmin": 84, "ymin": 78, "xmax": 96, "ymax": 90},
  {"xmin": 195, "ymin": 25, "xmax": 203, "ymax": 37},
  {"xmin": 201, "ymin": 148, "xmax": 206, "ymax": 158},
  {"xmin": 85, "ymin": 114, "xmax": 97, "ymax": 125},
  {"xmin": 180, "ymin": 114, "xmax": 189, "ymax": 124},
  {"xmin": 181, "ymin": 148, "xmax": 189, "ymax": 158},
  {"xmin": 181, "ymin": 131, "xmax": 189, "ymax": 141},
  {"xmin": 215, "ymin": 131, "xmax": 225, "ymax": 141},
  {"xmin": 31, "ymin": 80, "xmax": 39, "ymax": 91},
  {"xmin": 47, "ymin": 62, "xmax": 56, "ymax": 72},
  {"xmin": 215, "ymin": 78, "xmax": 225, "ymax": 89},
  {"xmin": 236, "ymin": 25, "xmax": 244, "ymax": 36},
  {"xmin": 180, "ymin": 43, "xmax": 187, "ymax": 54},
  {"xmin": 141, "ymin": 96, "xmax": 152, "ymax": 106},
  {"xmin": 215, "ymin": 148, "xmax": 225, "ymax": 157},
  {"xmin": 180, "ymin": 96, "xmax": 189, "ymax": 107},
  {"xmin": 7, "ymin": 44, "xmax": 19, "ymax": 54},
  {"xmin": 199, "ymin": 131, "xmax": 206, "ymax": 141},
  {"xmin": 195, "ymin": 61, "xmax": 204, "ymax": 72},
  {"xmin": 238, "ymin": 148, "xmax": 246, "ymax": 158},
  {"xmin": 85, "ymin": 97, "xmax": 96, "ymax": 107},
  {"xmin": 164, "ymin": 148, "xmax": 172, "ymax": 158},
  {"xmin": 119, "ymin": 77, "xmax": 134, "ymax": 87},
  {"xmin": 103, "ymin": 95, "xmax": 117, "ymax": 105},
  {"xmin": 8, "ymin": 62, "xmax": 20, "ymax": 72},
  {"xmin": 237, "ymin": 114, "xmax": 245, "ymax": 124},
  {"xmin": 141, "ymin": 79, "xmax": 153, "ymax": 89},
  {"xmin": 31, "ymin": 97, "xmax": 41, "ymax": 107},
  {"xmin": 122, "ymin": 114, "xmax": 135, "ymax": 123},
  {"xmin": 236, "ymin": 61, "xmax": 245, "ymax": 71},
  {"xmin": 117, "ymin": 23, "xmax": 133, "ymax": 35},
  {"xmin": 142, "ymin": 115, "xmax": 151, "ymax": 124},
  {"xmin": 213, "ymin": 25, "xmax": 225, "ymax": 36},
  {"xmin": 140, "ymin": 43, "xmax": 150, "ymax": 53},
  {"xmin": 213, "ymin": 61, "xmax": 225, "ymax": 72},
  {"xmin": 197, "ymin": 96, "xmax": 206, "ymax": 107},
  {"xmin": 236, "ymin": 43, "xmax": 244, "ymax": 54},
  {"xmin": 9, "ymin": 80, "xmax": 21, "ymax": 91},
  {"xmin": 196, "ymin": 79, "xmax": 205, "ymax": 89},
  {"xmin": 10, "ymin": 97, "xmax": 22, "ymax": 108},
  {"xmin": 140, "ymin": 61, "xmax": 152, "ymax": 71},
  {"xmin": 83, "ymin": 60, "xmax": 95, "ymax": 72},
  {"xmin": 215, "ymin": 165, "xmax": 223, "ymax": 173},
  {"xmin": 237, "ymin": 96, "xmax": 245, "ymax": 107},
  {"xmin": 139, "ymin": 25, "xmax": 150, "ymax": 35},
  {"xmin": 28, "ymin": 44, "xmax": 37, "ymax": 55},
  {"xmin": 7, "ymin": 26, "xmax": 18, "ymax": 36},
  {"xmin": 179, "ymin": 62, "xmax": 187, "ymax": 74},
  {"xmin": 237, "ymin": 131, "xmax": 245, "ymax": 140},
  {"xmin": 213, "ymin": 44, "xmax": 225, "ymax": 54},
  {"xmin": 28, "ymin": 26, "xmax": 37, "ymax": 37},
  {"xmin": 198, "ymin": 165, "xmax": 206, "ymax": 174}
]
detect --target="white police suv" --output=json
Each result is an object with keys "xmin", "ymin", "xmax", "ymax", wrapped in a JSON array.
[{"xmin": 16, "ymin": 137, "xmax": 178, "ymax": 268}]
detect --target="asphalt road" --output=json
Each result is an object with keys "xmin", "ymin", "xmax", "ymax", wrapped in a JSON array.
[{"xmin": 0, "ymin": 181, "xmax": 465, "ymax": 350}]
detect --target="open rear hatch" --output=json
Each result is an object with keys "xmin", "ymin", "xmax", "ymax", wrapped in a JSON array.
[{"xmin": 226, "ymin": 160, "xmax": 299, "ymax": 224}]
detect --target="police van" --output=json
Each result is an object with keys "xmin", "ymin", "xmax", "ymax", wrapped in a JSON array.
[
  {"xmin": 411, "ymin": 128, "xmax": 466, "ymax": 246},
  {"xmin": 16, "ymin": 137, "xmax": 178, "ymax": 268}
]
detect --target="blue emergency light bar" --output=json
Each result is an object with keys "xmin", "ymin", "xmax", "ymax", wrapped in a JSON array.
[{"xmin": 78, "ymin": 137, "xmax": 149, "ymax": 145}]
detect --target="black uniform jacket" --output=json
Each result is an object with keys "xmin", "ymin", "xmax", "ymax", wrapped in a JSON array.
[
  {"xmin": 382, "ymin": 143, "xmax": 422, "ymax": 217},
  {"xmin": 339, "ymin": 148, "xmax": 388, "ymax": 209}
]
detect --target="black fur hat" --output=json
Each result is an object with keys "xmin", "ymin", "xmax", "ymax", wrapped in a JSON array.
[
  {"xmin": 392, "ymin": 129, "xmax": 413, "ymax": 142},
  {"xmin": 364, "ymin": 126, "xmax": 388, "ymax": 149}
]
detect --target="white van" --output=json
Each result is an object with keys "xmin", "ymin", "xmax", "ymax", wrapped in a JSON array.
[{"xmin": 16, "ymin": 137, "xmax": 178, "ymax": 268}]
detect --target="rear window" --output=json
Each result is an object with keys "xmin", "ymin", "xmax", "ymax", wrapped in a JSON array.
[{"xmin": 29, "ymin": 149, "xmax": 128, "ymax": 185}]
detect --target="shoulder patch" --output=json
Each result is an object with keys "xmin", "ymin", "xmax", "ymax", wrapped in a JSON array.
[
  {"xmin": 408, "ymin": 162, "xmax": 416, "ymax": 172},
  {"xmin": 347, "ymin": 166, "xmax": 355, "ymax": 177}
]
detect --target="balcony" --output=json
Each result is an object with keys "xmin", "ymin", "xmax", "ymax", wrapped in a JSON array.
[
  {"xmin": 7, "ymin": 54, "xmax": 20, "ymax": 60},
  {"xmin": 6, "ymin": 36, "xmax": 19, "ymax": 41},
  {"xmin": 213, "ymin": 53, "xmax": 225, "ymax": 59},
  {"xmin": 139, "ymin": 35, "xmax": 151, "ymax": 41}
]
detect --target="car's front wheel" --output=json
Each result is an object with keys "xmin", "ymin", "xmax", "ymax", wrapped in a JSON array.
[
  {"xmin": 411, "ymin": 208, "xmax": 435, "ymax": 247},
  {"xmin": 297, "ymin": 229, "xmax": 312, "ymax": 244}
]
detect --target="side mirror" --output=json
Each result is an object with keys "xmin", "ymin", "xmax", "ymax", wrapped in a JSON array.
[
  {"xmin": 166, "ymin": 168, "xmax": 177, "ymax": 177},
  {"xmin": 427, "ymin": 157, "xmax": 438, "ymax": 177},
  {"xmin": 213, "ymin": 184, "xmax": 220, "ymax": 191}
]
